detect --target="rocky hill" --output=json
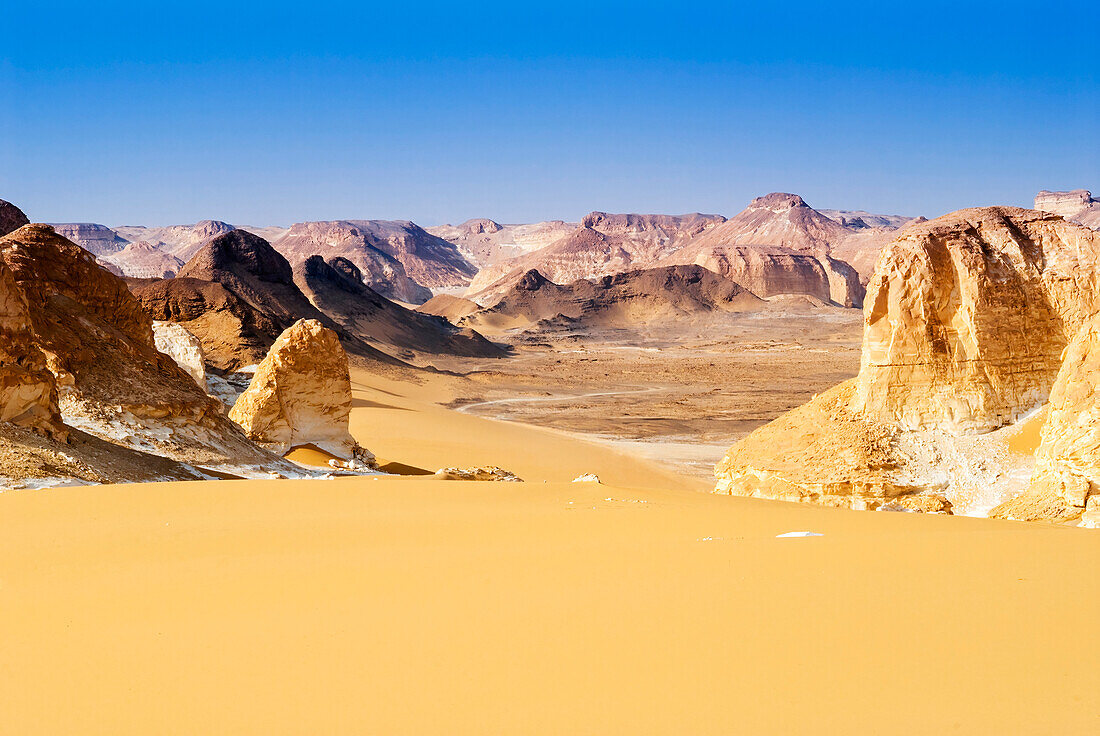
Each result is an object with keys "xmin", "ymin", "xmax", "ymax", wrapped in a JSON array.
[
  {"xmin": 0, "ymin": 224, "xmax": 287, "ymax": 470},
  {"xmin": 1034, "ymin": 189, "xmax": 1100, "ymax": 230},
  {"xmin": 0, "ymin": 199, "xmax": 30, "ymax": 237},
  {"xmin": 294, "ymin": 255, "xmax": 505, "ymax": 358},
  {"xmin": 464, "ymin": 212, "xmax": 726, "ymax": 305},
  {"xmin": 428, "ymin": 218, "xmax": 577, "ymax": 268},
  {"xmin": 462, "ymin": 265, "xmax": 764, "ymax": 332},
  {"xmin": 272, "ymin": 220, "xmax": 476, "ymax": 300},
  {"xmin": 48, "ymin": 222, "xmax": 129, "ymax": 256},
  {"xmin": 103, "ymin": 240, "xmax": 185, "ymax": 278},
  {"xmin": 129, "ymin": 230, "xmax": 401, "ymax": 370},
  {"xmin": 114, "ymin": 220, "xmax": 237, "ymax": 260},
  {"xmin": 714, "ymin": 207, "xmax": 1100, "ymax": 522},
  {"xmin": 415, "ymin": 294, "xmax": 483, "ymax": 322}
]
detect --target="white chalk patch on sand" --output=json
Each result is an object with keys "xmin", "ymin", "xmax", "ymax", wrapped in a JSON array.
[{"xmin": 775, "ymin": 531, "xmax": 824, "ymax": 538}]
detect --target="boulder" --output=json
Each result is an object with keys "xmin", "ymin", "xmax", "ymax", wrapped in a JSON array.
[
  {"xmin": 153, "ymin": 321, "xmax": 207, "ymax": 389},
  {"xmin": 229, "ymin": 319, "xmax": 368, "ymax": 460}
]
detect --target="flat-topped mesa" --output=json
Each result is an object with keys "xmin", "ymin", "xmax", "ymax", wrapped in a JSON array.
[
  {"xmin": 48, "ymin": 223, "xmax": 129, "ymax": 256},
  {"xmin": 1034, "ymin": 189, "xmax": 1095, "ymax": 218},
  {"xmin": 229, "ymin": 319, "xmax": 370, "ymax": 462},
  {"xmin": 0, "ymin": 199, "xmax": 31, "ymax": 238},
  {"xmin": 851, "ymin": 206, "xmax": 1100, "ymax": 433}
]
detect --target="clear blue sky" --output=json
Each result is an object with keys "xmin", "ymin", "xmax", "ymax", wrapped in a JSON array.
[{"xmin": 2, "ymin": 1, "xmax": 1097, "ymax": 226}]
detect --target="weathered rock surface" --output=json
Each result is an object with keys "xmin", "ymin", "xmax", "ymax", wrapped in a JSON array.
[
  {"xmin": 294, "ymin": 256, "xmax": 504, "ymax": 358},
  {"xmin": 153, "ymin": 321, "xmax": 207, "ymax": 388},
  {"xmin": 851, "ymin": 207, "xmax": 1100, "ymax": 433},
  {"xmin": 434, "ymin": 466, "xmax": 522, "ymax": 482},
  {"xmin": 0, "ymin": 256, "xmax": 64, "ymax": 439},
  {"xmin": 48, "ymin": 222, "xmax": 129, "ymax": 256},
  {"xmin": 415, "ymin": 294, "xmax": 483, "ymax": 322},
  {"xmin": 0, "ymin": 199, "xmax": 30, "ymax": 237},
  {"xmin": 715, "ymin": 207, "xmax": 1100, "ymax": 519},
  {"xmin": 273, "ymin": 220, "xmax": 476, "ymax": 299},
  {"xmin": 1034, "ymin": 189, "xmax": 1100, "ymax": 230},
  {"xmin": 229, "ymin": 319, "xmax": 367, "ymax": 460},
  {"xmin": 0, "ymin": 224, "xmax": 285, "ymax": 468},
  {"xmin": 991, "ymin": 315, "xmax": 1100, "ymax": 523}
]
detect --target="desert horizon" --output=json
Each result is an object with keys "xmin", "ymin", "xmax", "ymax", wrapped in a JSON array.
[{"xmin": 2, "ymin": 1, "xmax": 1098, "ymax": 732}]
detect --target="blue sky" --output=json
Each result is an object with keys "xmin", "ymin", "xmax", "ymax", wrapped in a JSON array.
[{"xmin": 2, "ymin": 1, "xmax": 1097, "ymax": 226}]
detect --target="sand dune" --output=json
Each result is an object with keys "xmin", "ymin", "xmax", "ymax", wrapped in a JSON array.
[{"xmin": 1, "ymin": 473, "xmax": 1096, "ymax": 734}]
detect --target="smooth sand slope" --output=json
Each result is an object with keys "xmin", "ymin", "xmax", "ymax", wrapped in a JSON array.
[{"xmin": 0, "ymin": 477, "xmax": 1096, "ymax": 734}]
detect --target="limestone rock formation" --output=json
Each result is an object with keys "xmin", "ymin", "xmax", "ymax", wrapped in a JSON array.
[
  {"xmin": 47, "ymin": 223, "xmax": 129, "ymax": 256},
  {"xmin": 851, "ymin": 207, "xmax": 1100, "ymax": 433},
  {"xmin": 991, "ymin": 316, "xmax": 1100, "ymax": 523},
  {"xmin": 153, "ymin": 321, "xmax": 207, "ymax": 389},
  {"xmin": 229, "ymin": 319, "xmax": 367, "ymax": 460},
  {"xmin": 272, "ymin": 220, "xmax": 476, "ymax": 299},
  {"xmin": 0, "ymin": 257, "xmax": 64, "ymax": 439},
  {"xmin": 0, "ymin": 224, "xmax": 284, "ymax": 468},
  {"xmin": 293, "ymin": 256, "xmax": 504, "ymax": 358},
  {"xmin": 714, "ymin": 207, "xmax": 1100, "ymax": 518},
  {"xmin": 0, "ymin": 199, "xmax": 30, "ymax": 237},
  {"xmin": 434, "ymin": 466, "xmax": 522, "ymax": 481},
  {"xmin": 1034, "ymin": 189, "xmax": 1100, "ymax": 230}
]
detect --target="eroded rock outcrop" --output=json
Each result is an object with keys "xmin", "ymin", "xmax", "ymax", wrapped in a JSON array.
[
  {"xmin": 851, "ymin": 208, "xmax": 1100, "ymax": 433},
  {"xmin": 0, "ymin": 257, "xmax": 64, "ymax": 439},
  {"xmin": 714, "ymin": 207, "xmax": 1100, "ymax": 518},
  {"xmin": 0, "ymin": 224, "xmax": 285, "ymax": 468},
  {"xmin": 229, "ymin": 319, "xmax": 369, "ymax": 460},
  {"xmin": 991, "ymin": 316, "xmax": 1100, "ymax": 523},
  {"xmin": 48, "ymin": 223, "xmax": 129, "ymax": 256}
]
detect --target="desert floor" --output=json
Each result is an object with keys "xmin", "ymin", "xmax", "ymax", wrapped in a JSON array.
[
  {"xmin": 425, "ymin": 308, "xmax": 865, "ymax": 478},
  {"xmin": 2, "ymin": 358, "xmax": 1098, "ymax": 734}
]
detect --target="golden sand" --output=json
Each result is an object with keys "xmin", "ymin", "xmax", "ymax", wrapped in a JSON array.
[{"xmin": 0, "ymin": 367, "xmax": 1096, "ymax": 733}]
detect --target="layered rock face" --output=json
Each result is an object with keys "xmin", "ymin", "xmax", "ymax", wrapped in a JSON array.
[
  {"xmin": 714, "ymin": 207, "xmax": 1100, "ymax": 519},
  {"xmin": 464, "ymin": 265, "xmax": 764, "ymax": 332},
  {"xmin": 992, "ymin": 316, "xmax": 1100, "ymax": 522},
  {"xmin": 272, "ymin": 220, "xmax": 476, "ymax": 299},
  {"xmin": 294, "ymin": 256, "xmax": 504, "ymax": 358},
  {"xmin": 47, "ymin": 223, "xmax": 129, "ymax": 256},
  {"xmin": 115, "ymin": 220, "xmax": 237, "ymax": 261},
  {"xmin": 105, "ymin": 240, "xmax": 185, "ymax": 278},
  {"xmin": 229, "ymin": 319, "xmax": 367, "ymax": 460},
  {"xmin": 1034, "ymin": 189, "xmax": 1100, "ymax": 230},
  {"xmin": 0, "ymin": 199, "xmax": 30, "ymax": 237},
  {"xmin": 0, "ymin": 224, "xmax": 283, "ymax": 467},
  {"xmin": 0, "ymin": 257, "xmax": 64, "ymax": 439},
  {"xmin": 851, "ymin": 208, "xmax": 1100, "ymax": 433},
  {"xmin": 465, "ymin": 213, "xmax": 726, "ymax": 305}
]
